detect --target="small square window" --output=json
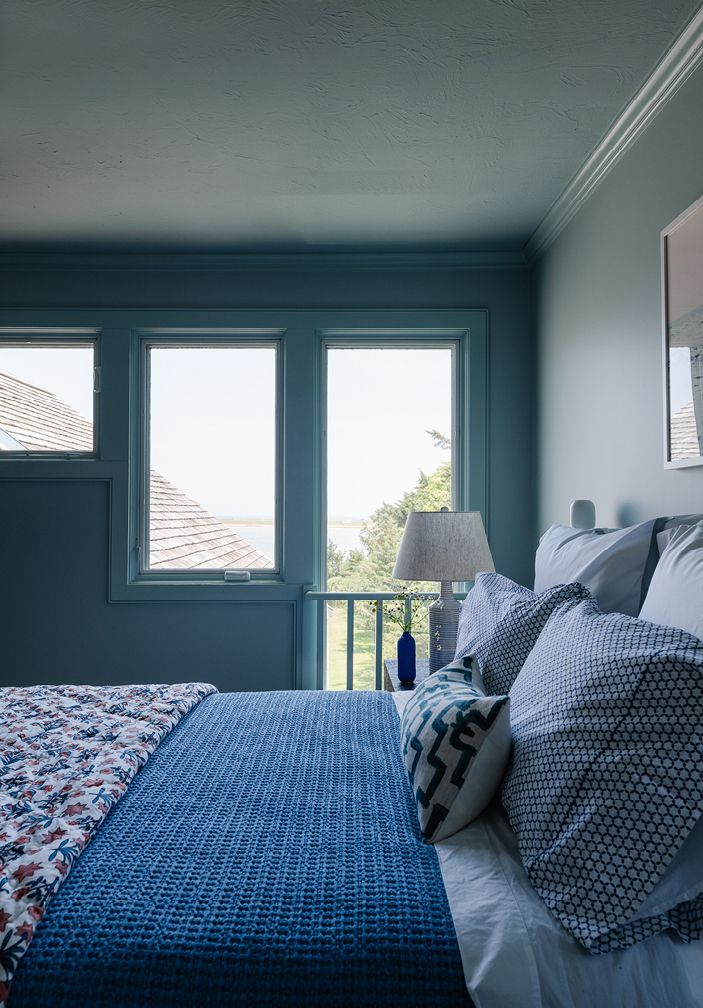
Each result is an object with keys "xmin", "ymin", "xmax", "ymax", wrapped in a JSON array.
[{"xmin": 0, "ymin": 341, "xmax": 96, "ymax": 454}]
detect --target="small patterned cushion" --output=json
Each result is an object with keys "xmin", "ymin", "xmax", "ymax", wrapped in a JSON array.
[
  {"xmin": 400, "ymin": 657, "xmax": 510, "ymax": 843},
  {"xmin": 503, "ymin": 597, "xmax": 703, "ymax": 953},
  {"xmin": 454, "ymin": 572, "xmax": 592, "ymax": 694}
]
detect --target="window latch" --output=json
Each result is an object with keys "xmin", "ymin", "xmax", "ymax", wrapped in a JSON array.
[
  {"xmin": 93, "ymin": 367, "xmax": 101, "ymax": 392},
  {"xmin": 224, "ymin": 570, "xmax": 250, "ymax": 582}
]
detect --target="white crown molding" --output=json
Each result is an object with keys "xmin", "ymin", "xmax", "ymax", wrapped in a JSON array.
[
  {"xmin": 524, "ymin": 5, "xmax": 703, "ymax": 264},
  {"xmin": 0, "ymin": 250, "xmax": 526, "ymax": 272}
]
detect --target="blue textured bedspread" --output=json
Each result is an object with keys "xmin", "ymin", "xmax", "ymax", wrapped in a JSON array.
[{"xmin": 8, "ymin": 691, "xmax": 471, "ymax": 1008}]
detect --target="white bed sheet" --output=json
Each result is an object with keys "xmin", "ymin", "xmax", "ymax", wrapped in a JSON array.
[{"xmin": 391, "ymin": 690, "xmax": 703, "ymax": 1008}]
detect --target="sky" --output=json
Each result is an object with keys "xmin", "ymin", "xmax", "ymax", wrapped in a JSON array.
[
  {"xmin": 0, "ymin": 343, "xmax": 453, "ymax": 520},
  {"xmin": 149, "ymin": 346, "xmax": 276, "ymax": 516},
  {"xmin": 667, "ymin": 203, "xmax": 703, "ymax": 322},
  {"xmin": 327, "ymin": 347, "xmax": 452, "ymax": 517},
  {"xmin": 0, "ymin": 346, "xmax": 94, "ymax": 420},
  {"xmin": 669, "ymin": 346, "xmax": 693, "ymax": 417}
]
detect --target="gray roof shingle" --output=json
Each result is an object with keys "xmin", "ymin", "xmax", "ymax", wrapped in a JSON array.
[
  {"xmin": 670, "ymin": 399, "xmax": 701, "ymax": 461},
  {"xmin": 0, "ymin": 369, "xmax": 273, "ymax": 570},
  {"xmin": 0, "ymin": 370, "xmax": 93, "ymax": 452},
  {"xmin": 147, "ymin": 470, "xmax": 273, "ymax": 570}
]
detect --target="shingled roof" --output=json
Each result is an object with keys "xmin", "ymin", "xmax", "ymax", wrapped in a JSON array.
[
  {"xmin": 670, "ymin": 399, "xmax": 701, "ymax": 462},
  {"xmin": 148, "ymin": 470, "xmax": 273, "ymax": 569},
  {"xmin": 0, "ymin": 369, "xmax": 273, "ymax": 570},
  {"xmin": 0, "ymin": 370, "xmax": 93, "ymax": 452}
]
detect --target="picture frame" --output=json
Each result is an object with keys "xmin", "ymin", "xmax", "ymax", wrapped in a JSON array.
[{"xmin": 662, "ymin": 193, "xmax": 703, "ymax": 469}]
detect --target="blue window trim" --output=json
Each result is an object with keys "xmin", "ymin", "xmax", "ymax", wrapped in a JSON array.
[
  {"xmin": 131, "ymin": 329, "xmax": 285, "ymax": 582},
  {"xmin": 0, "ymin": 308, "xmax": 487, "ymax": 689},
  {"xmin": 0, "ymin": 329, "xmax": 101, "ymax": 458},
  {"xmin": 316, "ymin": 327, "xmax": 486, "ymax": 591}
]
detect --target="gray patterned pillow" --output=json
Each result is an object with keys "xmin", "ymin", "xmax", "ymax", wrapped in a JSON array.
[
  {"xmin": 400, "ymin": 657, "xmax": 510, "ymax": 843},
  {"xmin": 503, "ymin": 597, "xmax": 703, "ymax": 953},
  {"xmin": 455, "ymin": 573, "xmax": 593, "ymax": 694}
]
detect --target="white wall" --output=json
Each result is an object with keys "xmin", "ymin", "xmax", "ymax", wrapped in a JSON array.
[{"xmin": 534, "ymin": 62, "xmax": 703, "ymax": 533}]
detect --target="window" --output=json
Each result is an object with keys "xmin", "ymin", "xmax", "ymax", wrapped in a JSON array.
[
  {"xmin": 0, "ymin": 339, "xmax": 97, "ymax": 455},
  {"xmin": 140, "ymin": 338, "xmax": 279, "ymax": 576},
  {"xmin": 0, "ymin": 309, "xmax": 486, "ymax": 638},
  {"xmin": 324, "ymin": 340, "xmax": 456, "ymax": 689},
  {"xmin": 326, "ymin": 345, "xmax": 454, "ymax": 589}
]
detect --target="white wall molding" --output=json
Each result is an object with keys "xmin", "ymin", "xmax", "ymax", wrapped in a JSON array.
[
  {"xmin": 0, "ymin": 250, "xmax": 526, "ymax": 273},
  {"xmin": 524, "ymin": 6, "xmax": 703, "ymax": 264}
]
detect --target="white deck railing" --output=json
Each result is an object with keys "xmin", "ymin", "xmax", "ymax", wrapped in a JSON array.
[{"xmin": 303, "ymin": 589, "xmax": 466, "ymax": 690}]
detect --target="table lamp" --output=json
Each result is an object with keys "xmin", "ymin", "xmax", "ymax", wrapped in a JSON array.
[{"xmin": 392, "ymin": 507, "xmax": 495, "ymax": 673}]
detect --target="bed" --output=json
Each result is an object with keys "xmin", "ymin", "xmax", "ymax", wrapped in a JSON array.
[{"xmin": 3, "ymin": 506, "xmax": 703, "ymax": 1008}]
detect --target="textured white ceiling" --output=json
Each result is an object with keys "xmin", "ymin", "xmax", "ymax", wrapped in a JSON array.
[{"xmin": 2, "ymin": 0, "xmax": 699, "ymax": 253}]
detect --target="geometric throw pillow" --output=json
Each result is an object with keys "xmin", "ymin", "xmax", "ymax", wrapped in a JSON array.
[
  {"xmin": 502, "ymin": 596, "xmax": 703, "ymax": 953},
  {"xmin": 400, "ymin": 657, "xmax": 510, "ymax": 844},
  {"xmin": 454, "ymin": 572, "xmax": 592, "ymax": 695}
]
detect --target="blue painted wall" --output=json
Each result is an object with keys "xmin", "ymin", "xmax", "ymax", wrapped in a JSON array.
[
  {"xmin": 534, "ymin": 63, "xmax": 703, "ymax": 534},
  {"xmin": 0, "ymin": 263, "xmax": 532, "ymax": 690},
  {"xmin": 0, "ymin": 480, "xmax": 295, "ymax": 690}
]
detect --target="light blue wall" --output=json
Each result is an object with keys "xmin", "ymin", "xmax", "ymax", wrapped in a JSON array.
[
  {"xmin": 0, "ymin": 263, "xmax": 532, "ymax": 690},
  {"xmin": 534, "ymin": 63, "xmax": 703, "ymax": 534}
]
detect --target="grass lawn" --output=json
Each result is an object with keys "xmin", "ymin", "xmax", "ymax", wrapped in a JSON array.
[{"xmin": 325, "ymin": 600, "xmax": 431, "ymax": 690}]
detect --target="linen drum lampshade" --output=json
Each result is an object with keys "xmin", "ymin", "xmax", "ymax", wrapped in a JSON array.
[{"xmin": 393, "ymin": 509, "xmax": 495, "ymax": 673}]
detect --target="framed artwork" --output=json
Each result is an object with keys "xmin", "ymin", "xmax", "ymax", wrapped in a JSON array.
[{"xmin": 662, "ymin": 194, "xmax": 703, "ymax": 468}]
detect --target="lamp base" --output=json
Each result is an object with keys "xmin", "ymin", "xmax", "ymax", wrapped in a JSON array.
[{"xmin": 429, "ymin": 581, "xmax": 461, "ymax": 674}]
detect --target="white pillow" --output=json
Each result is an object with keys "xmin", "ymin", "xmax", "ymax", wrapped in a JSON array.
[
  {"xmin": 639, "ymin": 523, "xmax": 703, "ymax": 640},
  {"xmin": 534, "ymin": 521, "xmax": 656, "ymax": 617},
  {"xmin": 655, "ymin": 513, "xmax": 703, "ymax": 556},
  {"xmin": 660, "ymin": 512, "xmax": 703, "ymax": 531}
]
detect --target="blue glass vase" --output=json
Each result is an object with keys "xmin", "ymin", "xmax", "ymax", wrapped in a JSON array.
[{"xmin": 397, "ymin": 631, "xmax": 416, "ymax": 684}]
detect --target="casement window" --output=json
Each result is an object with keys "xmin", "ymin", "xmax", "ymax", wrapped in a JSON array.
[
  {"xmin": 320, "ymin": 334, "xmax": 473, "ymax": 690},
  {"xmin": 138, "ymin": 336, "xmax": 281, "ymax": 579},
  {"xmin": 325, "ymin": 342, "xmax": 455, "ymax": 590},
  {"xmin": 0, "ymin": 335, "xmax": 98, "ymax": 456}
]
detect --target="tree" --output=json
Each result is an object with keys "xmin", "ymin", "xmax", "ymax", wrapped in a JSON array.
[
  {"xmin": 325, "ymin": 434, "xmax": 451, "ymax": 678},
  {"xmin": 328, "ymin": 432, "xmax": 451, "ymax": 592},
  {"xmin": 326, "ymin": 538, "xmax": 348, "ymax": 581}
]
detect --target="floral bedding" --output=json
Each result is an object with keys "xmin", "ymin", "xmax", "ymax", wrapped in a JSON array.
[{"xmin": 0, "ymin": 681, "xmax": 216, "ymax": 1004}]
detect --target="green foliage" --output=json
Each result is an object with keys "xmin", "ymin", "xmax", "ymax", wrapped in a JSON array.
[
  {"xmin": 325, "ymin": 432, "xmax": 451, "ymax": 675},
  {"xmin": 328, "ymin": 433, "xmax": 451, "ymax": 594},
  {"xmin": 370, "ymin": 588, "xmax": 433, "ymax": 634},
  {"xmin": 426, "ymin": 429, "xmax": 451, "ymax": 451},
  {"xmin": 326, "ymin": 538, "xmax": 348, "ymax": 580}
]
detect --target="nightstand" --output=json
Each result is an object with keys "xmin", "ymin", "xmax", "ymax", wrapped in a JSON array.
[{"xmin": 383, "ymin": 658, "xmax": 431, "ymax": 692}]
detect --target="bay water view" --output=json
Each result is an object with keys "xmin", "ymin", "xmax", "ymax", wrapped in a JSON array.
[
  {"xmin": 218, "ymin": 517, "xmax": 365, "ymax": 560},
  {"xmin": 327, "ymin": 519, "xmax": 365, "ymax": 554}
]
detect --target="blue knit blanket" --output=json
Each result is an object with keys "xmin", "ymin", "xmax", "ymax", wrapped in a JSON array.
[{"xmin": 9, "ymin": 691, "xmax": 470, "ymax": 1008}]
